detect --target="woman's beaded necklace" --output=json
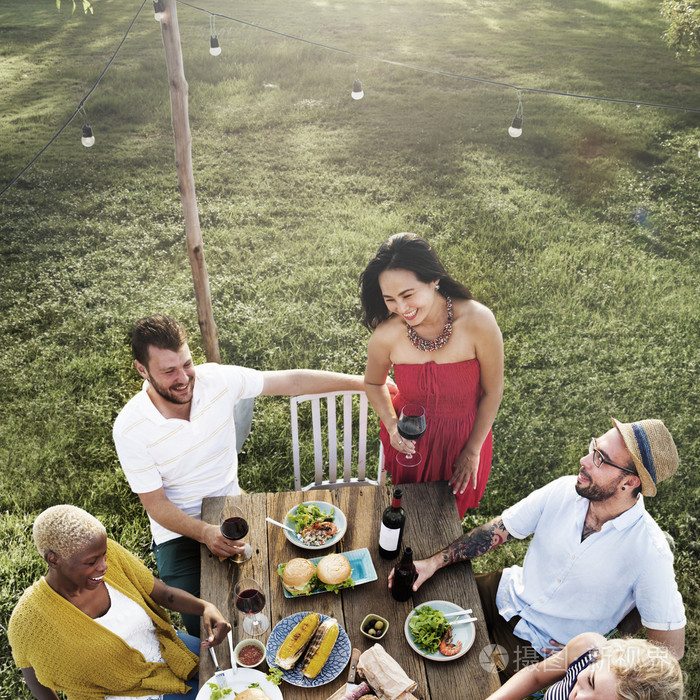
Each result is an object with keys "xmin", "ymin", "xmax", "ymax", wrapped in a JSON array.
[{"xmin": 405, "ymin": 296, "xmax": 453, "ymax": 352}]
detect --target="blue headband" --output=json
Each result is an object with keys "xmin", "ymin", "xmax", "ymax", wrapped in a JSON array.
[{"xmin": 631, "ymin": 422, "xmax": 657, "ymax": 484}]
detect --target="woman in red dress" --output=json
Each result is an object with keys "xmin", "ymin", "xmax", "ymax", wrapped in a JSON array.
[{"xmin": 360, "ymin": 233, "xmax": 504, "ymax": 517}]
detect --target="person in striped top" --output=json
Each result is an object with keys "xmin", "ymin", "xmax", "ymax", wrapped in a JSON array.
[{"xmin": 485, "ymin": 632, "xmax": 682, "ymax": 700}]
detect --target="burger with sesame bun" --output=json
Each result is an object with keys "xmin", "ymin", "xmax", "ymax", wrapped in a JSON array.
[
  {"xmin": 235, "ymin": 688, "xmax": 273, "ymax": 700},
  {"xmin": 280, "ymin": 557, "xmax": 317, "ymax": 596},
  {"xmin": 317, "ymin": 553, "xmax": 354, "ymax": 593}
]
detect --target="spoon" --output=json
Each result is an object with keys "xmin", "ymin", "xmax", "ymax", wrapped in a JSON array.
[{"xmin": 265, "ymin": 517, "xmax": 298, "ymax": 535}]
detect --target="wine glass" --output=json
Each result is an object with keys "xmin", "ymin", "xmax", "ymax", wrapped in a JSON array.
[
  {"xmin": 396, "ymin": 404, "xmax": 426, "ymax": 468},
  {"xmin": 234, "ymin": 577, "xmax": 269, "ymax": 636},
  {"xmin": 219, "ymin": 503, "xmax": 252, "ymax": 563}
]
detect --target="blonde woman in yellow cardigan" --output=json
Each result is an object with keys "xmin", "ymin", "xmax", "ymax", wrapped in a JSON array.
[{"xmin": 8, "ymin": 505, "xmax": 230, "ymax": 700}]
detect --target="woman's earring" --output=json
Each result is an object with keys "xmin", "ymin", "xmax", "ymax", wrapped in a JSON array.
[{"xmin": 435, "ymin": 283, "xmax": 440, "ymax": 290}]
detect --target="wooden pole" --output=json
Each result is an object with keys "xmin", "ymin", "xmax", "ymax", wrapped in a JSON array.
[{"xmin": 158, "ymin": 0, "xmax": 220, "ymax": 362}]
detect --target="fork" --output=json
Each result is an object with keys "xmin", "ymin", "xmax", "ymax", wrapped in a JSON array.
[
  {"xmin": 444, "ymin": 609, "xmax": 473, "ymax": 618},
  {"xmin": 209, "ymin": 647, "xmax": 228, "ymax": 687},
  {"xmin": 451, "ymin": 617, "xmax": 478, "ymax": 626}
]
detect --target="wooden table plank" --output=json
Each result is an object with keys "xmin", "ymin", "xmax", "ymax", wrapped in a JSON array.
[
  {"xmin": 199, "ymin": 483, "xmax": 500, "ymax": 699},
  {"xmin": 265, "ymin": 491, "xmax": 346, "ymax": 700},
  {"xmin": 200, "ymin": 492, "xmax": 270, "ymax": 677},
  {"xmin": 402, "ymin": 483, "xmax": 500, "ymax": 698},
  {"xmin": 267, "ymin": 490, "xmax": 344, "ymax": 627},
  {"xmin": 332, "ymin": 485, "xmax": 430, "ymax": 699}
]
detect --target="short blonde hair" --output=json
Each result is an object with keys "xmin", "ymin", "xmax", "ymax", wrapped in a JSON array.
[
  {"xmin": 597, "ymin": 638, "xmax": 683, "ymax": 700},
  {"xmin": 33, "ymin": 505, "xmax": 106, "ymax": 559}
]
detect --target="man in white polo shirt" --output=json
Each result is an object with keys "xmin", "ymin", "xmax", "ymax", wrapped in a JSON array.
[
  {"xmin": 114, "ymin": 314, "xmax": 379, "ymax": 635},
  {"xmin": 391, "ymin": 418, "xmax": 685, "ymax": 679}
]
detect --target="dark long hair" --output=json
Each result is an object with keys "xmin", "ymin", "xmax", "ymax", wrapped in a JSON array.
[{"xmin": 359, "ymin": 233, "xmax": 472, "ymax": 330}]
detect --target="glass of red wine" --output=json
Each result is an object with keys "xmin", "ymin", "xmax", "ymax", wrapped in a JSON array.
[
  {"xmin": 219, "ymin": 504, "xmax": 252, "ymax": 563},
  {"xmin": 234, "ymin": 577, "xmax": 269, "ymax": 636},
  {"xmin": 396, "ymin": 403, "xmax": 426, "ymax": 468}
]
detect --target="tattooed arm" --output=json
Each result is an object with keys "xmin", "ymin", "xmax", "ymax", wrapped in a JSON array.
[
  {"xmin": 442, "ymin": 517, "xmax": 513, "ymax": 564},
  {"xmin": 388, "ymin": 516, "xmax": 513, "ymax": 592}
]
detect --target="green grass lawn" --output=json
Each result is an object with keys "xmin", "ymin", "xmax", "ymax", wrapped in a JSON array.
[{"xmin": 1, "ymin": 0, "xmax": 698, "ymax": 697}]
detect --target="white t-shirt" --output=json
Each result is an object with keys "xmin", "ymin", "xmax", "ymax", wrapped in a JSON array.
[
  {"xmin": 97, "ymin": 583, "xmax": 164, "ymax": 700},
  {"xmin": 498, "ymin": 475, "xmax": 686, "ymax": 653},
  {"xmin": 113, "ymin": 363, "xmax": 264, "ymax": 544}
]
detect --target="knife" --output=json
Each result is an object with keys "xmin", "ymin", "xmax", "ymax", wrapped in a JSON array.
[
  {"xmin": 346, "ymin": 647, "xmax": 361, "ymax": 693},
  {"xmin": 325, "ymin": 648, "xmax": 364, "ymax": 700},
  {"xmin": 341, "ymin": 648, "xmax": 374, "ymax": 699},
  {"xmin": 226, "ymin": 629, "xmax": 238, "ymax": 676}
]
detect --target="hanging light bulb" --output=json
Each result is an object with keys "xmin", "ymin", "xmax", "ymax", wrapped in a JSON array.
[
  {"xmin": 153, "ymin": 0, "xmax": 165, "ymax": 22},
  {"xmin": 508, "ymin": 90, "xmax": 524, "ymax": 138},
  {"xmin": 81, "ymin": 124, "xmax": 95, "ymax": 148},
  {"xmin": 508, "ymin": 115, "xmax": 523, "ymax": 138},
  {"xmin": 209, "ymin": 35, "xmax": 221, "ymax": 56},
  {"xmin": 351, "ymin": 79, "xmax": 364, "ymax": 100}
]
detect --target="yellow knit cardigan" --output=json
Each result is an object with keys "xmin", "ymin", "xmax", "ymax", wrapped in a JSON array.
[{"xmin": 8, "ymin": 539, "xmax": 199, "ymax": 700}]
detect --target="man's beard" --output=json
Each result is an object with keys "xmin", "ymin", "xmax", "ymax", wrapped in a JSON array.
[
  {"xmin": 575, "ymin": 470, "xmax": 624, "ymax": 502},
  {"xmin": 147, "ymin": 373, "xmax": 195, "ymax": 405}
]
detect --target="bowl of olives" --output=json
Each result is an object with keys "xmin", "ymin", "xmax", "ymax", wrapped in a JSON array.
[{"xmin": 361, "ymin": 614, "xmax": 389, "ymax": 641}]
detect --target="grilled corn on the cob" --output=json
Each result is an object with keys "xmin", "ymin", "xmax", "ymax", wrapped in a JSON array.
[
  {"xmin": 300, "ymin": 617, "xmax": 339, "ymax": 679},
  {"xmin": 274, "ymin": 612, "xmax": 320, "ymax": 670}
]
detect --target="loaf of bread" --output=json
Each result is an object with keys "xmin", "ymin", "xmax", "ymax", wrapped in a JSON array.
[{"xmin": 357, "ymin": 644, "xmax": 417, "ymax": 700}]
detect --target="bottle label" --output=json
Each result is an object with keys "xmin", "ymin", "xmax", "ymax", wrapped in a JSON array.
[{"xmin": 379, "ymin": 524, "xmax": 401, "ymax": 550}]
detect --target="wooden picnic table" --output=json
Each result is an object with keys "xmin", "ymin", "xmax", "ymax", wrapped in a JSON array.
[{"xmin": 200, "ymin": 482, "xmax": 501, "ymax": 699}]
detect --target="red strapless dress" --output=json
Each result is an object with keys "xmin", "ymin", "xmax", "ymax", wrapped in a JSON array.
[{"xmin": 380, "ymin": 359, "xmax": 493, "ymax": 517}]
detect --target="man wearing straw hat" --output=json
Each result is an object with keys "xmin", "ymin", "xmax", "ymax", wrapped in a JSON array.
[{"xmin": 398, "ymin": 418, "xmax": 685, "ymax": 679}]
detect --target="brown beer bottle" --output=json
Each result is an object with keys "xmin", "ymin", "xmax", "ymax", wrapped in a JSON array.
[{"xmin": 391, "ymin": 546, "xmax": 417, "ymax": 602}]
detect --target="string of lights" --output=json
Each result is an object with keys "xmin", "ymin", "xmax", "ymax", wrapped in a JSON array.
[
  {"xmin": 0, "ymin": 0, "xmax": 148, "ymax": 199},
  {"xmin": 1, "ymin": 0, "xmax": 698, "ymax": 199},
  {"xmin": 178, "ymin": 0, "xmax": 700, "ymax": 115}
]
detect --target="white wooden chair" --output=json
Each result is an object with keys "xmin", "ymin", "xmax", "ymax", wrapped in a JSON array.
[
  {"xmin": 234, "ymin": 397, "xmax": 255, "ymax": 453},
  {"xmin": 290, "ymin": 390, "xmax": 385, "ymax": 491}
]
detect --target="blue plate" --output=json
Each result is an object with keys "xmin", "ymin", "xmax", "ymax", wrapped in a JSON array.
[
  {"xmin": 278, "ymin": 548, "xmax": 377, "ymax": 598},
  {"xmin": 266, "ymin": 612, "xmax": 351, "ymax": 687},
  {"xmin": 404, "ymin": 600, "xmax": 476, "ymax": 662},
  {"xmin": 284, "ymin": 501, "xmax": 347, "ymax": 550}
]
